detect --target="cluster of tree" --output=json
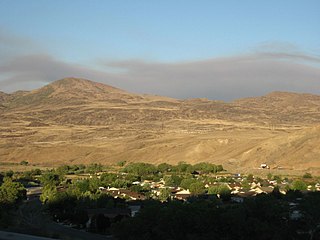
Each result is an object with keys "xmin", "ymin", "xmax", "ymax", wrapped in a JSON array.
[
  {"xmin": 123, "ymin": 163, "xmax": 158, "ymax": 176},
  {"xmin": 157, "ymin": 162, "xmax": 223, "ymax": 174},
  {"xmin": 0, "ymin": 177, "xmax": 26, "ymax": 206},
  {"xmin": 39, "ymin": 174, "xmax": 128, "ymax": 233},
  {"xmin": 43, "ymin": 190, "xmax": 123, "ymax": 228},
  {"xmin": 17, "ymin": 168, "xmax": 42, "ymax": 187},
  {"xmin": 112, "ymin": 192, "xmax": 320, "ymax": 240},
  {"xmin": 0, "ymin": 176, "xmax": 26, "ymax": 227},
  {"xmin": 35, "ymin": 164, "xmax": 320, "ymax": 238},
  {"xmin": 56, "ymin": 163, "xmax": 103, "ymax": 175},
  {"xmin": 207, "ymin": 184, "xmax": 232, "ymax": 201},
  {"xmin": 123, "ymin": 162, "xmax": 223, "ymax": 176},
  {"xmin": 265, "ymin": 173, "xmax": 318, "ymax": 192},
  {"xmin": 121, "ymin": 162, "xmax": 224, "ymax": 183}
]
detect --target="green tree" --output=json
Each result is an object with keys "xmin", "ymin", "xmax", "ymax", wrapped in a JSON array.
[
  {"xmin": 157, "ymin": 163, "xmax": 172, "ymax": 173},
  {"xmin": 89, "ymin": 176, "xmax": 102, "ymax": 193},
  {"xmin": 189, "ymin": 182, "xmax": 206, "ymax": 195},
  {"xmin": 31, "ymin": 168, "xmax": 42, "ymax": 176},
  {"xmin": 56, "ymin": 165, "xmax": 70, "ymax": 175},
  {"xmin": 74, "ymin": 179, "xmax": 90, "ymax": 193},
  {"xmin": 208, "ymin": 184, "xmax": 231, "ymax": 200},
  {"xmin": 40, "ymin": 172, "xmax": 62, "ymax": 187},
  {"xmin": 123, "ymin": 163, "xmax": 157, "ymax": 176},
  {"xmin": 40, "ymin": 184, "xmax": 58, "ymax": 203},
  {"xmin": 113, "ymin": 179, "xmax": 130, "ymax": 188},
  {"xmin": 174, "ymin": 161, "xmax": 192, "ymax": 173},
  {"xmin": 192, "ymin": 162, "xmax": 223, "ymax": 174},
  {"xmin": 124, "ymin": 174, "xmax": 140, "ymax": 182},
  {"xmin": 100, "ymin": 173, "xmax": 118, "ymax": 186},
  {"xmin": 117, "ymin": 161, "xmax": 127, "ymax": 167},
  {"xmin": 273, "ymin": 175, "xmax": 282, "ymax": 184},
  {"xmin": 159, "ymin": 188, "xmax": 171, "ymax": 202},
  {"xmin": 0, "ymin": 177, "xmax": 26, "ymax": 205},
  {"xmin": 216, "ymin": 165, "xmax": 224, "ymax": 172},
  {"xmin": 86, "ymin": 163, "xmax": 103, "ymax": 174},
  {"xmin": 4, "ymin": 170, "xmax": 14, "ymax": 178},
  {"xmin": 291, "ymin": 180, "xmax": 307, "ymax": 191},
  {"xmin": 163, "ymin": 175, "xmax": 182, "ymax": 187},
  {"xmin": 180, "ymin": 178, "xmax": 197, "ymax": 190}
]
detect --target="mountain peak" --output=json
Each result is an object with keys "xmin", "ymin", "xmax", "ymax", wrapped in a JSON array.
[
  {"xmin": 0, "ymin": 91, "xmax": 8, "ymax": 102},
  {"xmin": 7, "ymin": 77, "xmax": 134, "ymax": 107},
  {"xmin": 265, "ymin": 91, "xmax": 305, "ymax": 98},
  {"xmin": 48, "ymin": 77, "xmax": 124, "ymax": 93}
]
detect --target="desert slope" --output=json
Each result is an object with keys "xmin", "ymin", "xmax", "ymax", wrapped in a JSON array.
[{"xmin": 0, "ymin": 78, "xmax": 319, "ymax": 174}]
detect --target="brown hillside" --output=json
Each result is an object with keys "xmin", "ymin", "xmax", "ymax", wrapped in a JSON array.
[{"xmin": 0, "ymin": 78, "xmax": 319, "ymax": 174}]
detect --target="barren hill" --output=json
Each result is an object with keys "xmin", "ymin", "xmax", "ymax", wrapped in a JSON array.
[
  {"xmin": 5, "ymin": 78, "xmax": 149, "ymax": 107},
  {"xmin": 0, "ymin": 78, "xmax": 319, "ymax": 174}
]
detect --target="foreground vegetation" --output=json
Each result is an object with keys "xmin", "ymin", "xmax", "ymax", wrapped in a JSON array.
[
  {"xmin": 1, "ymin": 162, "xmax": 320, "ymax": 239},
  {"xmin": 113, "ymin": 192, "xmax": 320, "ymax": 240}
]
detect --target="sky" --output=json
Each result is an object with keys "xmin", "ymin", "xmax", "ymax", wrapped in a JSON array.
[{"xmin": 0, "ymin": 0, "xmax": 319, "ymax": 100}]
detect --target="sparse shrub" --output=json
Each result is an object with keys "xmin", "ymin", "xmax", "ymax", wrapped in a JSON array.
[
  {"xmin": 291, "ymin": 180, "xmax": 307, "ymax": 191},
  {"xmin": 117, "ymin": 161, "xmax": 127, "ymax": 167},
  {"xmin": 303, "ymin": 172, "xmax": 312, "ymax": 179},
  {"xmin": 20, "ymin": 160, "xmax": 29, "ymax": 166}
]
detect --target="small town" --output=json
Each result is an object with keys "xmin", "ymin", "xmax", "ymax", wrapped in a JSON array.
[
  {"xmin": 1, "ymin": 161, "xmax": 320, "ymax": 239},
  {"xmin": 1, "ymin": 2, "xmax": 320, "ymax": 239}
]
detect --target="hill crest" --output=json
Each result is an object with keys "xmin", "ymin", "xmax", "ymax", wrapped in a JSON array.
[
  {"xmin": 48, "ymin": 77, "xmax": 125, "ymax": 93},
  {"xmin": 6, "ymin": 78, "xmax": 143, "ymax": 107},
  {"xmin": 1, "ymin": 77, "xmax": 320, "ymax": 173}
]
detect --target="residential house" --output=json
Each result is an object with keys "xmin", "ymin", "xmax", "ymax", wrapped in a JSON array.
[{"xmin": 174, "ymin": 189, "xmax": 191, "ymax": 201}]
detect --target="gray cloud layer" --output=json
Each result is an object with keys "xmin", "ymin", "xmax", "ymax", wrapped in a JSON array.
[
  {"xmin": 0, "ymin": 31, "xmax": 320, "ymax": 100},
  {"xmin": 102, "ymin": 54, "xmax": 320, "ymax": 100}
]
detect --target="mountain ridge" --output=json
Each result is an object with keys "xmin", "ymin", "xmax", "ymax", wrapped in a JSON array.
[
  {"xmin": 3, "ymin": 77, "xmax": 320, "ymax": 101},
  {"xmin": 0, "ymin": 77, "xmax": 319, "ymax": 174}
]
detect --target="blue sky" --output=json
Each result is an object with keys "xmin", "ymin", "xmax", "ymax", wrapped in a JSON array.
[{"xmin": 0, "ymin": 0, "xmax": 319, "ymax": 100}]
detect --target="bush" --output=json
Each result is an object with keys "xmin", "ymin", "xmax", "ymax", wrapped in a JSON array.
[
  {"xmin": 20, "ymin": 160, "xmax": 28, "ymax": 166},
  {"xmin": 291, "ymin": 180, "xmax": 307, "ymax": 191},
  {"xmin": 86, "ymin": 163, "xmax": 103, "ymax": 174},
  {"xmin": 159, "ymin": 188, "xmax": 171, "ymax": 201},
  {"xmin": 208, "ymin": 184, "xmax": 231, "ymax": 200},
  {"xmin": 189, "ymin": 182, "xmax": 206, "ymax": 195},
  {"xmin": 0, "ymin": 177, "xmax": 26, "ymax": 205},
  {"xmin": 117, "ymin": 161, "xmax": 127, "ymax": 167},
  {"xmin": 123, "ymin": 163, "xmax": 157, "ymax": 176},
  {"xmin": 157, "ymin": 163, "xmax": 173, "ymax": 173},
  {"xmin": 303, "ymin": 172, "xmax": 312, "ymax": 179},
  {"xmin": 163, "ymin": 175, "xmax": 182, "ymax": 187},
  {"xmin": 180, "ymin": 178, "xmax": 197, "ymax": 190}
]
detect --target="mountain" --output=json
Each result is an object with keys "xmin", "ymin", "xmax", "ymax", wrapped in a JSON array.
[
  {"xmin": 0, "ymin": 91, "xmax": 8, "ymax": 111},
  {"xmin": 6, "ymin": 78, "xmax": 148, "ymax": 107},
  {"xmin": 239, "ymin": 126, "xmax": 320, "ymax": 171},
  {"xmin": 0, "ymin": 78, "xmax": 319, "ymax": 174},
  {"xmin": 233, "ymin": 91, "xmax": 320, "ymax": 124},
  {"xmin": 0, "ymin": 91, "xmax": 8, "ymax": 100}
]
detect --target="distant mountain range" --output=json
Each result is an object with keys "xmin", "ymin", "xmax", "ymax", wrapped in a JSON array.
[{"xmin": 1, "ymin": 78, "xmax": 319, "ymax": 174}]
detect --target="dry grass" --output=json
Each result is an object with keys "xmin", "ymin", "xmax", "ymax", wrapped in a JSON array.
[{"xmin": 1, "ymin": 78, "xmax": 320, "ymax": 175}]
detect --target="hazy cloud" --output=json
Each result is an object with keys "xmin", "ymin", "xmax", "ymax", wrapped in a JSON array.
[
  {"xmin": 100, "ymin": 53, "xmax": 320, "ymax": 100},
  {"xmin": 0, "ymin": 41, "xmax": 320, "ymax": 100},
  {"xmin": 0, "ymin": 54, "xmax": 121, "ymax": 91},
  {"xmin": 0, "ymin": 28, "xmax": 40, "ymax": 61}
]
